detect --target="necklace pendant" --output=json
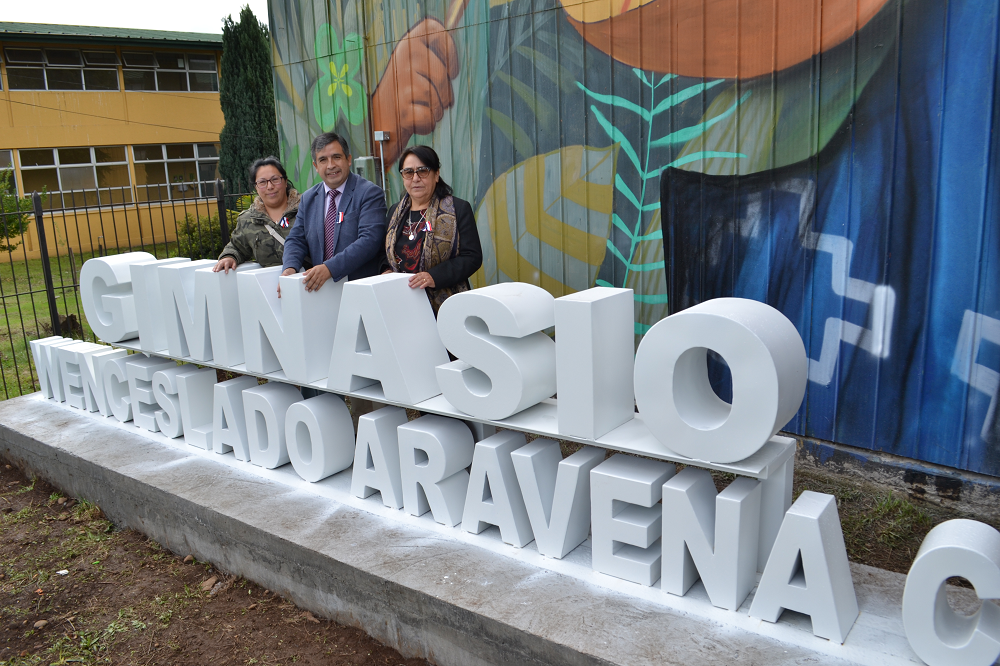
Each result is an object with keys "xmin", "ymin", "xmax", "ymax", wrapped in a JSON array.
[{"xmin": 408, "ymin": 234, "xmax": 415, "ymax": 241}]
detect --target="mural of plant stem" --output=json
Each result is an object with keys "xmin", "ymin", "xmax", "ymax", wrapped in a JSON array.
[{"xmin": 581, "ymin": 69, "xmax": 748, "ymax": 334}]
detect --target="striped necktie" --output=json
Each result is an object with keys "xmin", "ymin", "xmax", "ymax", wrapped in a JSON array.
[{"xmin": 324, "ymin": 189, "xmax": 340, "ymax": 261}]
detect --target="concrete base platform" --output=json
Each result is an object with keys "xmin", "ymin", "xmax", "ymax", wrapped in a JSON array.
[{"xmin": 0, "ymin": 394, "xmax": 981, "ymax": 666}]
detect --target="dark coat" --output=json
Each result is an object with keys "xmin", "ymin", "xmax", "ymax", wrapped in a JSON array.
[
  {"xmin": 379, "ymin": 196, "xmax": 482, "ymax": 289},
  {"xmin": 218, "ymin": 189, "xmax": 300, "ymax": 268},
  {"xmin": 281, "ymin": 173, "xmax": 388, "ymax": 281}
]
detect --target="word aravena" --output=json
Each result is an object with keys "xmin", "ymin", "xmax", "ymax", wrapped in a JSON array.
[{"xmin": 26, "ymin": 253, "xmax": 1000, "ymax": 666}]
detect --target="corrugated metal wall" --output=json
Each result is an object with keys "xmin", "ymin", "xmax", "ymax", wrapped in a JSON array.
[{"xmin": 270, "ymin": 0, "xmax": 1000, "ymax": 478}]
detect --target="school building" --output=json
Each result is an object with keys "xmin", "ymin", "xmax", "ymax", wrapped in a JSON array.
[{"xmin": 0, "ymin": 22, "xmax": 225, "ymax": 258}]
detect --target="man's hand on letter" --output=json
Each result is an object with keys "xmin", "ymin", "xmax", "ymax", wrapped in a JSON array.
[
  {"xmin": 276, "ymin": 266, "xmax": 330, "ymax": 296},
  {"xmin": 302, "ymin": 264, "xmax": 332, "ymax": 292}
]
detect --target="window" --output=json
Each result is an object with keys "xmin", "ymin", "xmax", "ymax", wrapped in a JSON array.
[
  {"xmin": 17, "ymin": 146, "xmax": 131, "ymax": 208},
  {"xmin": 132, "ymin": 143, "xmax": 220, "ymax": 201},
  {"xmin": 4, "ymin": 48, "xmax": 119, "ymax": 91},
  {"xmin": 122, "ymin": 51, "xmax": 218, "ymax": 92}
]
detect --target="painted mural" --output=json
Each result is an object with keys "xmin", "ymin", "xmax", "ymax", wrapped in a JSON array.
[{"xmin": 269, "ymin": 0, "xmax": 1000, "ymax": 478}]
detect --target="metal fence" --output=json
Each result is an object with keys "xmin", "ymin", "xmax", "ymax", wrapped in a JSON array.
[{"xmin": 0, "ymin": 179, "xmax": 252, "ymax": 400}]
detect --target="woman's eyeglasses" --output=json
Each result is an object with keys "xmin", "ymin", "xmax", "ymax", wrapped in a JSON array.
[
  {"xmin": 400, "ymin": 166, "xmax": 433, "ymax": 180},
  {"xmin": 255, "ymin": 176, "xmax": 285, "ymax": 189}
]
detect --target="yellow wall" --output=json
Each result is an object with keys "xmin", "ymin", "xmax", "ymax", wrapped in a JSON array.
[
  {"xmin": 0, "ymin": 40, "xmax": 224, "ymax": 262},
  {"xmin": 13, "ymin": 200, "xmax": 221, "ymax": 262},
  {"xmin": 0, "ymin": 89, "xmax": 223, "ymax": 149}
]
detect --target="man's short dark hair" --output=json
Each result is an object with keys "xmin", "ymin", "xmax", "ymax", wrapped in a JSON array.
[{"xmin": 311, "ymin": 132, "xmax": 350, "ymax": 161}]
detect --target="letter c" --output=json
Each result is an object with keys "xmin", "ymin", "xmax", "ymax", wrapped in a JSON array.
[{"xmin": 902, "ymin": 519, "xmax": 1000, "ymax": 666}]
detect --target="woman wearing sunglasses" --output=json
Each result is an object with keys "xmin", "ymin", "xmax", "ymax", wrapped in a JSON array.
[
  {"xmin": 214, "ymin": 156, "xmax": 301, "ymax": 273},
  {"xmin": 381, "ymin": 145, "xmax": 482, "ymax": 314}
]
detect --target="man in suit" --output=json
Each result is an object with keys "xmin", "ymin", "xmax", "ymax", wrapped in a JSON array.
[{"xmin": 280, "ymin": 132, "xmax": 387, "ymax": 292}]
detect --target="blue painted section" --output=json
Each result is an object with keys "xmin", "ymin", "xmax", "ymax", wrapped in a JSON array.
[{"xmin": 664, "ymin": 0, "xmax": 1000, "ymax": 478}]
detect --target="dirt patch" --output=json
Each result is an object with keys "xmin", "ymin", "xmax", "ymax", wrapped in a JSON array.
[
  {"xmin": 0, "ymin": 462, "xmax": 428, "ymax": 666},
  {"xmin": 792, "ymin": 467, "xmax": 1000, "ymax": 575}
]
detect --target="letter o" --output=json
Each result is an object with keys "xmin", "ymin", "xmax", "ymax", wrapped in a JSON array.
[
  {"xmin": 285, "ymin": 394, "xmax": 355, "ymax": 483},
  {"xmin": 902, "ymin": 519, "xmax": 1000, "ymax": 666},
  {"xmin": 634, "ymin": 298, "xmax": 806, "ymax": 463}
]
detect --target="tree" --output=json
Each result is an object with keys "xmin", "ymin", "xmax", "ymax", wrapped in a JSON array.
[
  {"xmin": 0, "ymin": 170, "xmax": 37, "ymax": 252},
  {"xmin": 219, "ymin": 5, "xmax": 279, "ymax": 195}
]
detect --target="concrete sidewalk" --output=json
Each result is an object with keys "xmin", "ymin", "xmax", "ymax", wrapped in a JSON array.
[{"xmin": 0, "ymin": 394, "xmax": 964, "ymax": 666}]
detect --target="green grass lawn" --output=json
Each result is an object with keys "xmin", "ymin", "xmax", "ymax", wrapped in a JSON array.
[
  {"xmin": 0, "ymin": 244, "xmax": 178, "ymax": 400},
  {"xmin": 0, "ymin": 196, "xmax": 247, "ymax": 400}
]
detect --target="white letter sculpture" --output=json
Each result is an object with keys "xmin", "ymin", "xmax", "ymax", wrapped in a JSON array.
[
  {"xmin": 130, "ymin": 257, "xmax": 190, "ymax": 352},
  {"xmin": 176, "ymin": 367, "xmax": 216, "ymax": 448},
  {"xmin": 126, "ymin": 356, "xmax": 176, "ymax": 432},
  {"xmin": 661, "ymin": 468, "xmax": 761, "ymax": 611},
  {"xmin": 461, "ymin": 431, "xmax": 534, "ymax": 547},
  {"xmin": 91, "ymin": 348, "xmax": 129, "ymax": 417},
  {"xmin": 398, "ymin": 414, "xmax": 475, "ymax": 526},
  {"xmin": 237, "ymin": 267, "xmax": 343, "ymax": 383},
  {"xmin": 158, "ymin": 259, "xmax": 231, "ymax": 362},
  {"xmin": 634, "ymin": 298, "xmax": 807, "ymax": 463},
  {"xmin": 61, "ymin": 345, "xmax": 126, "ymax": 415},
  {"xmin": 57, "ymin": 342, "xmax": 110, "ymax": 410},
  {"xmin": 79, "ymin": 251, "xmax": 154, "ymax": 342},
  {"xmin": 749, "ymin": 491, "xmax": 859, "ymax": 642},
  {"xmin": 436, "ymin": 283, "xmax": 556, "ymax": 420},
  {"xmin": 212, "ymin": 376, "xmax": 258, "ymax": 459},
  {"xmin": 285, "ymin": 393, "xmax": 355, "ymax": 482},
  {"xmin": 511, "ymin": 439, "xmax": 604, "ymax": 558},
  {"xmin": 591, "ymin": 454, "xmax": 675, "ymax": 586},
  {"xmin": 555, "ymin": 287, "xmax": 635, "ymax": 438},
  {"xmin": 102, "ymin": 355, "xmax": 133, "ymax": 423},
  {"xmin": 151, "ymin": 364, "xmax": 197, "ymax": 438},
  {"xmin": 902, "ymin": 519, "xmax": 1000, "ymax": 666},
  {"xmin": 328, "ymin": 273, "xmax": 448, "ymax": 403},
  {"xmin": 242, "ymin": 382, "xmax": 301, "ymax": 468},
  {"xmin": 351, "ymin": 407, "xmax": 409, "ymax": 509},
  {"xmin": 30, "ymin": 337, "xmax": 78, "ymax": 401}
]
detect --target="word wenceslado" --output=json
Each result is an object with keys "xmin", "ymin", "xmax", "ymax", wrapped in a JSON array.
[{"xmin": 28, "ymin": 253, "xmax": 1000, "ymax": 665}]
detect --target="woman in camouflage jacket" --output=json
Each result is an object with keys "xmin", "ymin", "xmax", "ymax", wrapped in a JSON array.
[{"xmin": 214, "ymin": 156, "xmax": 302, "ymax": 272}]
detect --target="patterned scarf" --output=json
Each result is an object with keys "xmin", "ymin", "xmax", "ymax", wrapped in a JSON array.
[{"xmin": 385, "ymin": 192, "xmax": 469, "ymax": 314}]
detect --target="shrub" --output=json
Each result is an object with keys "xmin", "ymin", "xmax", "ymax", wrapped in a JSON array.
[{"xmin": 176, "ymin": 213, "xmax": 237, "ymax": 260}]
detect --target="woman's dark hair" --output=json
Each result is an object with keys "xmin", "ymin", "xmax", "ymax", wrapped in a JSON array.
[
  {"xmin": 248, "ymin": 156, "xmax": 294, "ymax": 195},
  {"xmin": 399, "ymin": 145, "xmax": 453, "ymax": 199}
]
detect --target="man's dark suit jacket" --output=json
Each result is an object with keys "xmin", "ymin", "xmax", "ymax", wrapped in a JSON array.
[{"xmin": 281, "ymin": 172, "xmax": 388, "ymax": 281}]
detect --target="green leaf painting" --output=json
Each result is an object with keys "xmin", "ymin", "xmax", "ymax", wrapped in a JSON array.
[
  {"xmin": 583, "ymin": 68, "xmax": 749, "ymax": 338},
  {"xmin": 311, "ymin": 23, "xmax": 366, "ymax": 129},
  {"xmin": 626, "ymin": 209, "xmax": 668, "ymax": 344}
]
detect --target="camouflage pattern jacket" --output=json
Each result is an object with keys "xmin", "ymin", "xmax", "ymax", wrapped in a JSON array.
[{"xmin": 218, "ymin": 189, "xmax": 301, "ymax": 267}]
